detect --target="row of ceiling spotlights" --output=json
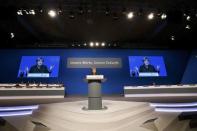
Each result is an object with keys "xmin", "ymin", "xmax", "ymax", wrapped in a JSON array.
[
  {"xmin": 17, "ymin": 9, "xmax": 195, "ymax": 21},
  {"xmin": 16, "ymin": 9, "xmax": 169, "ymax": 20},
  {"xmin": 48, "ymin": 10, "xmax": 167, "ymax": 20},
  {"xmin": 71, "ymin": 42, "xmax": 117, "ymax": 47}
]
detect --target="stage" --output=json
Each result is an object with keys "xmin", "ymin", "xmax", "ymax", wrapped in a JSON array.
[{"xmin": 3, "ymin": 100, "xmax": 188, "ymax": 131}]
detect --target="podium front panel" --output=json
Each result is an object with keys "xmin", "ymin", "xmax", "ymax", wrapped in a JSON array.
[{"xmin": 88, "ymin": 82, "xmax": 101, "ymax": 97}]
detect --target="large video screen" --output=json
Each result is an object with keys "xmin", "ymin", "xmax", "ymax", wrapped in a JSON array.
[
  {"xmin": 129, "ymin": 56, "xmax": 167, "ymax": 77},
  {"xmin": 18, "ymin": 56, "xmax": 60, "ymax": 78}
]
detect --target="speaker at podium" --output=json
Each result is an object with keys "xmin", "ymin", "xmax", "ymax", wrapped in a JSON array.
[{"xmin": 84, "ymin": 68, "xmax": 107, "ymax": 110}]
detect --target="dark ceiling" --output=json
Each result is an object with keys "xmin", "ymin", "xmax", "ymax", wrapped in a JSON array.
[{"xmin": 0, "ymin": 0, "xmax": 197, "ymax": 48}]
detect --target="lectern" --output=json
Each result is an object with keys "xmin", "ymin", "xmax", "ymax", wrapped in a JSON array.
[{"xmin": 85, "ymin": 75, "xmax": 106, "ymax": 110}]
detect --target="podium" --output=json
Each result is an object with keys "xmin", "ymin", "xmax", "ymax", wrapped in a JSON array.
[{"xmin": 85, "ymin": 75, "xmax": 106, "ymax": 110}]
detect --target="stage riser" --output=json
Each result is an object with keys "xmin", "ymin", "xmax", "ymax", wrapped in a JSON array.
[
  {"xmin": 124, "ymin": 85, "xmax": 197, "ymax": 103},
  {"xmin": 179, "ymin": 112, "xmax": 197, "ymax": 120},
  {"xmin": 0, "ymin": 84, "xmax": 65, "ymax": 105}
]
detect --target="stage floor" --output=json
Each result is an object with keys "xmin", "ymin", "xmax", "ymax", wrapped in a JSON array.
[{"xmin": 3, "ymin": 100, "xmax": 192, "ymax": 131}]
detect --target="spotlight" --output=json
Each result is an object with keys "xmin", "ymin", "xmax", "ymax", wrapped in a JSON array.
[
  {"xmin": 171, "ymin": 35, "xmax": 175, "ymax": 41},
  {"xmin": 89, "ymin": 42, "xmax": 94, "ymax": 47},
  {"xmin": 112, "ymin": 12, "xmax": 119, "ymax": 20},
  {"xmin": 127, "ymin": 12, "xmax": 134, "ymax": 19},
  {"xmin": 10, "ymin": 32, "xmax": 15, "ymax": 39},
  {"xmin": 84, "ymin": 43, "xmax": 87, "ymax": 46},
  {"xmin": 148, "ymin": 13, "xmax": 154, "ymax": 20},
  {"xmin": 58, "ymin": 10, "xmax": 62, "ymax": 15},
  {"xmin": 69, "ymin": 11, "xmax": 75, "ymax": 19},
  {"xmin": 186, "ymin": 16, "xmax": 191, "ymax": 21},
  {"xmin": 17, "ymin": 10, "xmax": 23, "ymax": 15},
  {"xmin": 105, "ymin": 7, "xmax": 110, "ymax": 16},
  {"xmin": 95, "ymin": 42, "xmax": 99, "ymax": 47},
  {"xmin": 101, "ymin": 42, "xmax": 106, "ymax": 47},
  {"xmin": 24, "ymin": 10, "xmax": 29, "ymax": 15},
  {"xmin": 161, "ymin": 13, "xmax": 167, "ymax": 19},
  {"xmin": 185, "ymin": 25, "xmax": 191, "ymax": 30},
  {"xmin": 58, "ymin": 5, "xmax": 63, "ymax": 14},
  {"xmin": 48, "ymin": 10, "xmax": 57, "ymax": 18},
  {"xmin": 29, "ymin": 10, "xmax": 35, "ymax": 15},
  {"xmin": 38, "ymin": 5, "xmax": 43, "ymax": 13}
]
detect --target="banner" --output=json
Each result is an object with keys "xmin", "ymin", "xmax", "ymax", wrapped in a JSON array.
[{"xmin": 67, "ymin": 58, "xmax": 122, "ymax": 68}]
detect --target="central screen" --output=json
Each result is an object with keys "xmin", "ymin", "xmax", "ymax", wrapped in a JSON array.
[
  {"xmin": 18, "ymin": 56, "xmax": 60, "ymax": 78},
  {"xmin": 129, "ymin": 56, "xmax": 167, "ymax": 77}
]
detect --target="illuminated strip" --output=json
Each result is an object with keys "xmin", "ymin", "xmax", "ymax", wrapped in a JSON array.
[
  {"xmin": 0, "ymin": 88, "xmax": 64, "ymax": 90},
  {"xmin": 150, "ymin": 102, "xmax": 197, "ymax": 107},
  {"xmin": 0, "ymin": 105, "xmax": 39, "ymax": 111},
  {"xmin": 155, "ymin": 107, "xmax": 197, "ymax": 113},
  {"xmin": 124, "ymin": 93, "xmax": 197, "ymax": 97},
  {"xmin": 0, "ymin": 110, "xmax": 33, "ymax": 117},
  {"xmin": 0, "ymin": 96, "xmax": 64, "ymax": 100},
  {"xmin": 124, "ymin": 85, "xmax": 197, "ymax": 89}
]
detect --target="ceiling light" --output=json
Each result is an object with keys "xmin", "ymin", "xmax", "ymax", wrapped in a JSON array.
[
  {"xmin": 101, "ymin": 42, "xmax": 106, "ymax": 47},
  {"xmin": 69, "ymin": 11, "xmax": 75, "ymax": 19},
  {"xmin": 10, "ymin": 32, "xmax": 15, "ymax": 39},
  {"xmin": 127, "ymin": 12, "xmax": 134, "ymax": 19},
  {"xmin": 29, "ymin": 10, "xmax": 35, "ymax": 15},
  {"xmin": 171, "ymin": 35, "xmax": 175, "ymax": 41},
  {"xmin": 24, "ymin": 10, "xmax": 29, "ymax": 15},
  {"xmin": 161, "ymin": 13, "xmax": 167, "ymax": 19},
  {"xmin": 148, "ymin": 13, "xmax": 154, "ymax": 20},
  {"xmin": 95, "ymin": 42, "xmax": 99, "ymax": 47},
  {"xmin": 185, "ymin": 25, "xmax": 191, "ymax": 29},
  {"xmin": 17, "ymin": 10, "xmax": 23, "ymax": 15},
  {"xmin": 90, "ymin": 42, "xmax": 94, "ymax": 47},
  {"xmin": 48, "ymin": 10, "xmax": 57, "ymax": 18},
  {"xmin": 186, "ymin": 16, "xmax": 191, "ymax": 21}
]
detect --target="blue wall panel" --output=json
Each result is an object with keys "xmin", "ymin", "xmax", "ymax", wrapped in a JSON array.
[
  {"xmin": 181, "ymin": 50, "xmax": 197, "ymax": 84},
  {"xmin": 0, "ymin": 49, "xmax": 190, "ymax": 95}
]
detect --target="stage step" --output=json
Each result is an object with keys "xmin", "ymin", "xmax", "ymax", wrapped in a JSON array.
[
  {"xmin": 34, "ymin": 101, "xmax": 150, "ymax": 122},
  {"xmin": 2, "ymin": 100, "xmax": 191, "ymax": 131},
  {"xmin": 30, "ymin": 100, "xmax": 154, "ymax": 131},
  {"xmin": 179, "ymin": 112, "xmax": 197, "ymax": 120},
  {"xmin": 189, "ymin": 119, "xmax": 197, "ymax": 129},
  {"xmin": 163, "ymin": 119, "xmax": 189, "ymax": 131}
]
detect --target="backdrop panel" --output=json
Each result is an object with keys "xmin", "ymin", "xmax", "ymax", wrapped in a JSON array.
[{"xmin": 0, "ymin": 49, "xmax": 190, "ymax": 95}]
